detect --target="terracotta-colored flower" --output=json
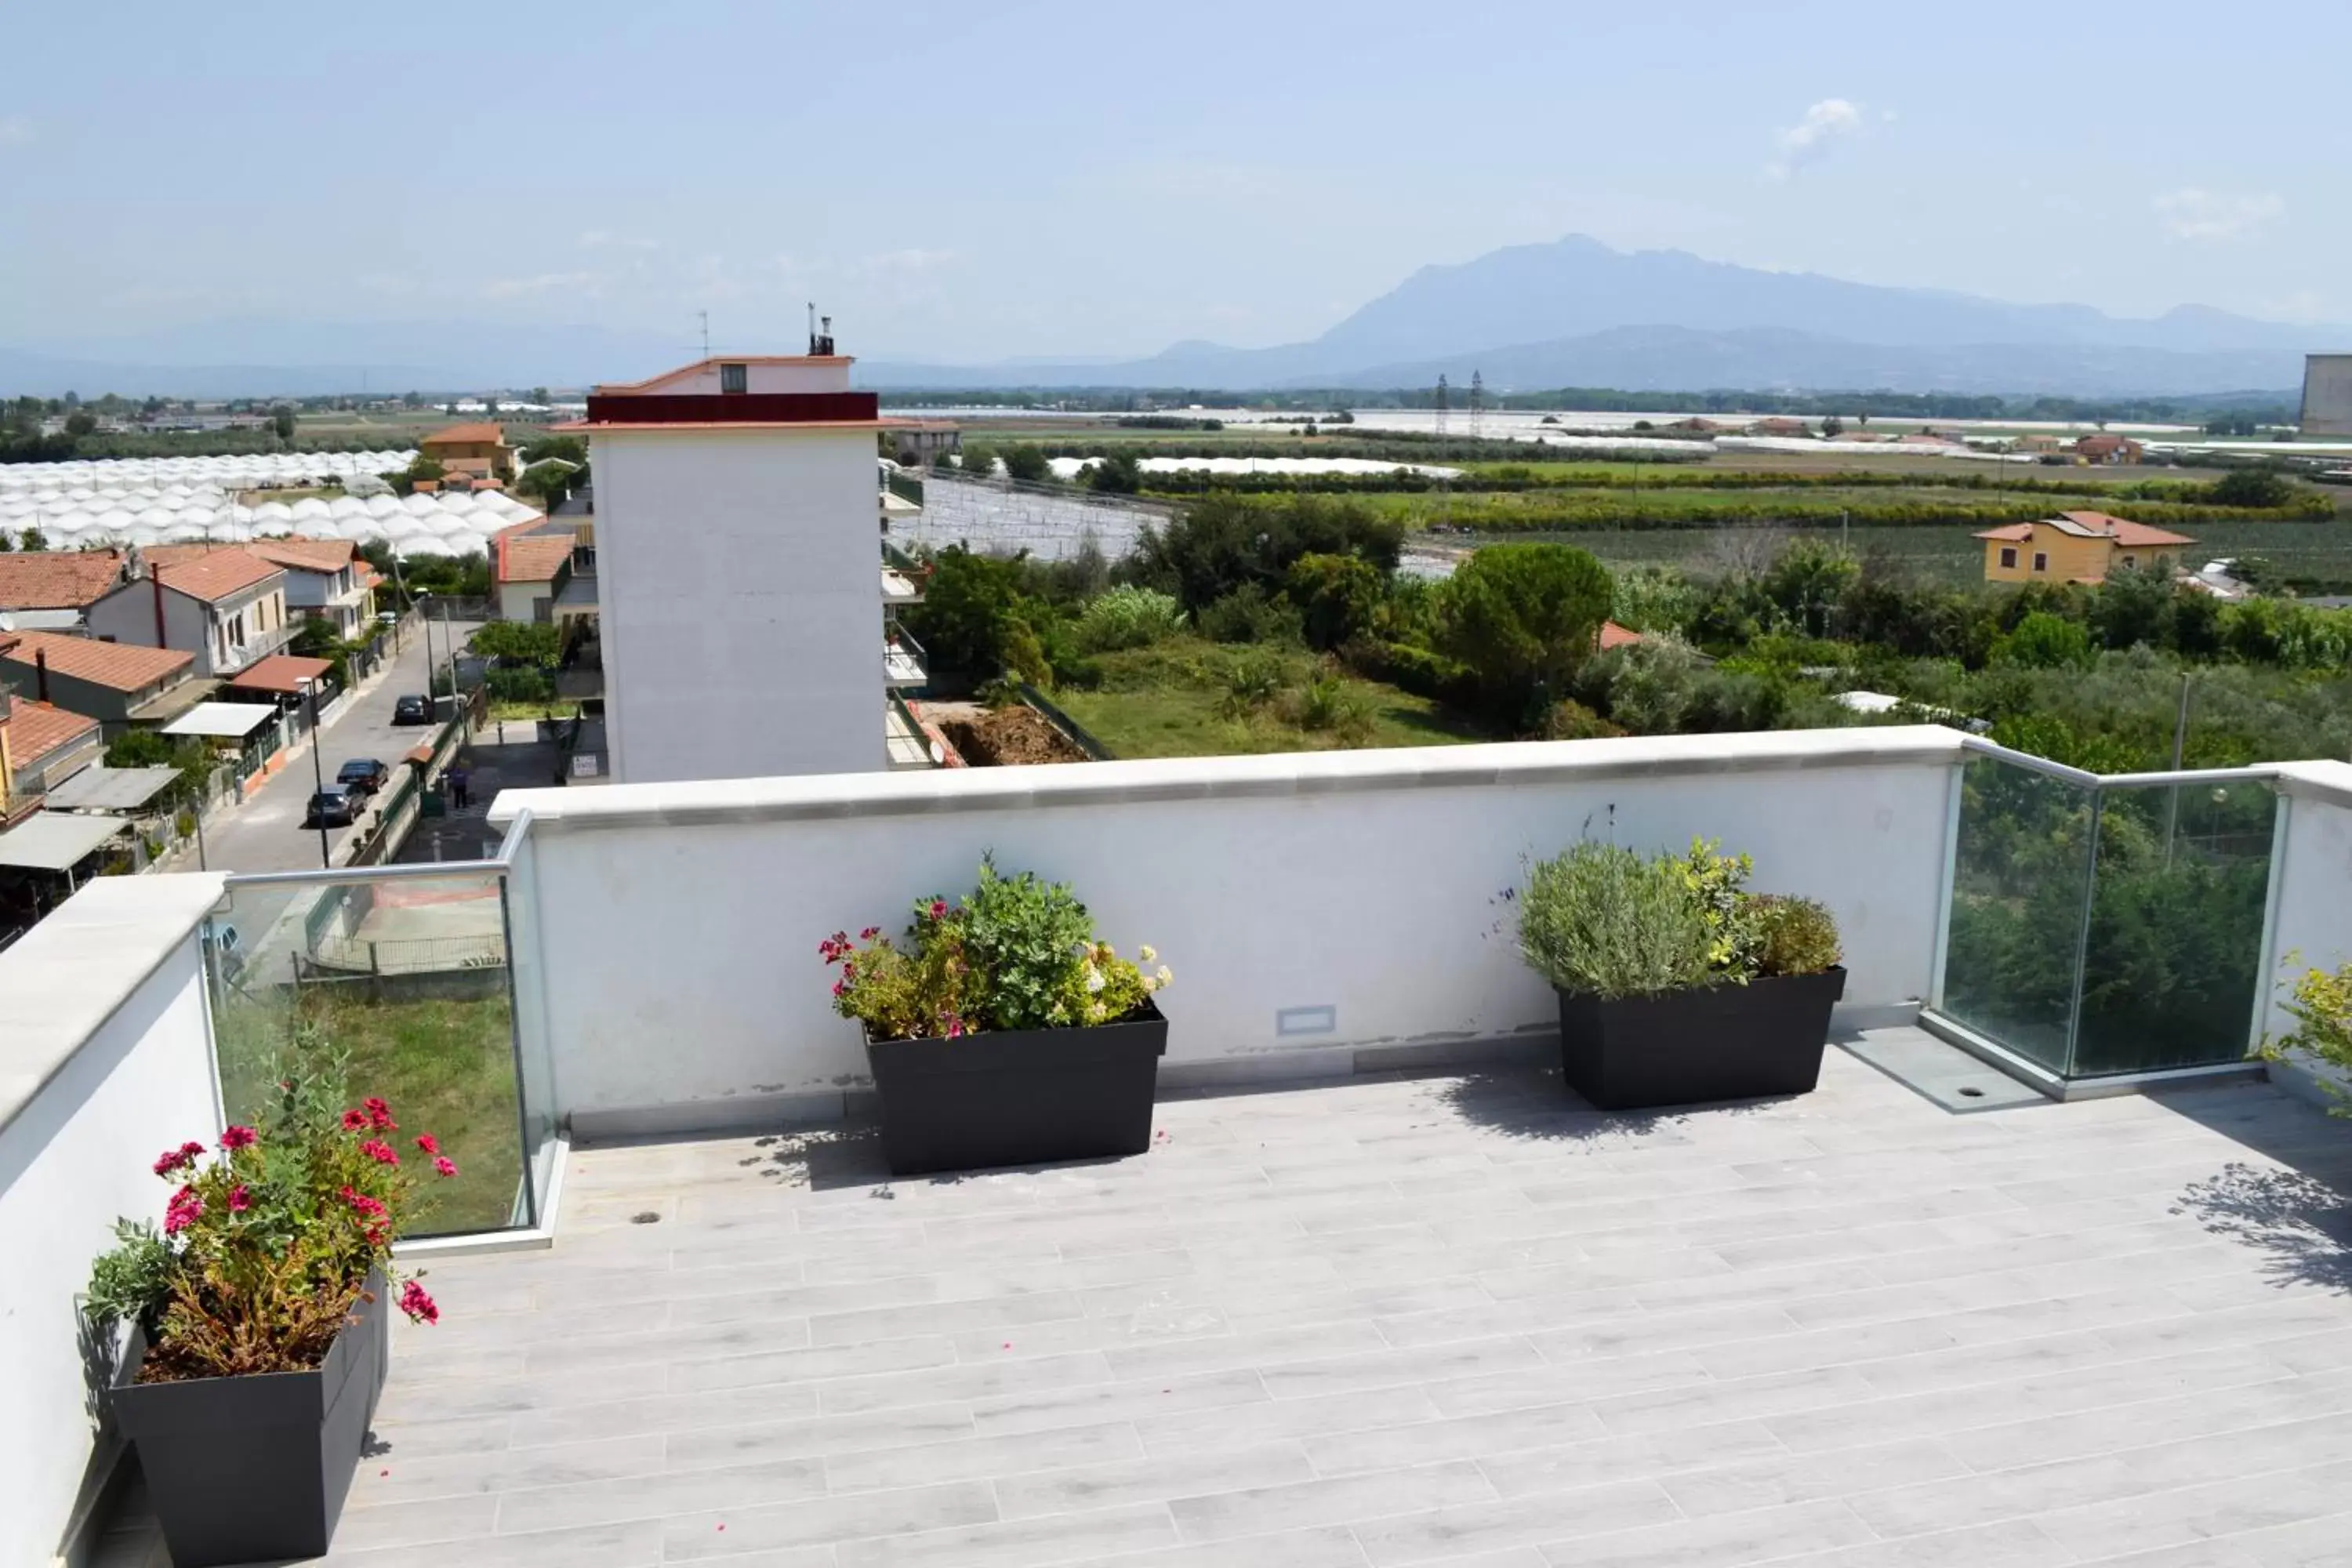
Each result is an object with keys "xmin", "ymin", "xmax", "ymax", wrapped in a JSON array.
[
  {"xmin": 397, "ymin": 1279, "xmax": 439, "ymax": 1325},
  {"xmin": 152, "ymin": 1141, "xmax": 204, "ymax": 1177},
  {"xmin": 928, "ymin": 898, "xmax": 948, "ymax": 920},
  {"xmin": 341, "ymin": 1109, "xmax": 368, "ymax": 1132},
  {"xmin": 227, "ymin": 1184, "xmax": 252, "ymax": 1213},
  {"xmin": 365, "ymin": 1096, "xmax": 397, "ymax": 1131},
  {"xmin": 433, "ymin": 1156, "xmax": 459, "ymax": 1178},
  {"xmin": 342, "ymin": 1185, "xmax": 388, "ymax": 1219},
  {"xmin": 360, "ymin": 1139, "xmax": 400, "ymax": 1166},
  {"xmin": 414, "ymin": 1133, "xmax": 440, "ymax": 1156},
  {"xmin": 218, "ymin": 1124, "xmax": 258, "ymax": 1151}
]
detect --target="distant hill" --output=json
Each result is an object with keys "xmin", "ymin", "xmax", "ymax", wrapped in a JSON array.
[{"xmin": 857, "ymin": 234, "xmax": 2343, "ymax": 397}]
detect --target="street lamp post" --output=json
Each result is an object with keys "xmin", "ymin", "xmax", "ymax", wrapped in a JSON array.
[
  {"xmin": 301, "ymin": 677, "xmax": 331, "ymax": 869},
  {"xmin": 418, "ymin": 592, "xmax": 437, "ymax": 712}
]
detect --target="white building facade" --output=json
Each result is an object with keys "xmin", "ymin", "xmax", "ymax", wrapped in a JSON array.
[{"xmin": 572, "ymin": 354, "xmax": 898, "ymax": 783}]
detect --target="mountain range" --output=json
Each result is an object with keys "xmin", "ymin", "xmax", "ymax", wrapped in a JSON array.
[{"xmin": 3, "ymin": 236, "xmax": 2342, "ymax": 399}]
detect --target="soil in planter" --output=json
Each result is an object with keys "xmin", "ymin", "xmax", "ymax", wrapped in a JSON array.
[{"xmin": 938, "ymin": 706, "xmax": 1088, "ymax": 766}]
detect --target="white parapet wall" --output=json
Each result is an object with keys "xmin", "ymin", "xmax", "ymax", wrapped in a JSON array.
[
  {"xmin": 0, "ymin": 874, "xmax": 225, "ymax": 1568},
  {"xmin": 491, "ymin": 727, "xmax": 1966, "ymax": 1134},
  {"xmin": 2263, "ymin": 762, "xmax": 2352, "ymax": 1112}
]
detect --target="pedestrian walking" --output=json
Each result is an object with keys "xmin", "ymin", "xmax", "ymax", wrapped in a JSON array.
[{"xmin": 448, "ymin": 764, "xmax": 471, "ymax": 811}]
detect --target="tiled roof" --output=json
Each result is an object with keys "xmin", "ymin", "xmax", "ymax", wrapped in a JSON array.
[
  {"xmin": 1598, "ymin": 621, "xmax": 1644, "ymax": 651},
  {"xmin": 151, "ymin": 549, "xmax": 283, "ymax": 602},
  {"xmin": 2057, "ymin": 510, "xmax": 2196, "ymax": 547},
  {"xmin": 0, "ymin": 630, "xmax": 192, "ymax": 692},
  {"xmin": 245, "ymin": 537, "xmax": 358, "ymax": 574},
  {"xmin": 0, "ymin": 552, "xmax": 125, "ymax": 611},
  {"xmin": 493, "ymin": 517, "xmax": 576, "ymax": 586},
  {"xmin": 1973, "ymin": 524, "xmax": 2037, "ymax": 542},
  {"xmin": 423, "ymin": 422, "xmax": 505, "ymax": 447},
  {"xmin": 0, "ymin": 697, "xmax": 100, "ymax": 769},
  {"xmin": 227, "ymin": 653, "xmax": 332, "ymax": 695}
]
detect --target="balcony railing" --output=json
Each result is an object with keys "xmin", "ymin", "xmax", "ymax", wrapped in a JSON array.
[
  {"xmin": 880, "ymin": 539, "xmax": 929, "ymax": 604},
  {"xmin": 884, "ymin": 628, "xmax": 927, "ymax": 688}
]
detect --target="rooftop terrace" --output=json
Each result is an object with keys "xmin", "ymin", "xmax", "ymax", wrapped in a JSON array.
[
  {"xmin": 99, "ymin": 1046, "xmax": 2352, "ymax": 1566},
  {"xmin": 7, "ymin": 724, "xmax": 2352, "ymax": 1566}
]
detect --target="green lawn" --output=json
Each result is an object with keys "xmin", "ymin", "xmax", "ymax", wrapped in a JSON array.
[
  {"xmin": 1053, "ymin": 638, "xmax": 1489, "ymax": 758},
  {"xmin": 214, "ymin": 983, "xmax": 524, "ymax": 1236}
]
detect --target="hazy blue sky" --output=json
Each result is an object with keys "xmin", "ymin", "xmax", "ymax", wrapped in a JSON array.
[{"xmin": 2, "ymin": 1, "xmax": 2347, "ymax": 363}]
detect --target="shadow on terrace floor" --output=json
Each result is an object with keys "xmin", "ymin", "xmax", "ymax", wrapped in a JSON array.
[{"xmin": 2154, "ymin": 1080, "xmax": 2352, "ymax": 1297}]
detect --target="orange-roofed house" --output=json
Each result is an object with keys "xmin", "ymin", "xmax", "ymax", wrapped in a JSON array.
[
  {"xmin": 420, "ymin": 421, "xmax": 517, "ymax": 482},
  {"xmin": 1975, "ymin": 511, "xmax": 2196, "ymax": 586},
  {"xmin": 0, "ymin": 630, "xmax": 199, "ymax": 735},
  {"xmin": 0, "ymin": 551, "xmax": 133, "ymax": 630},
  {"xmin": 246, "ymin": 537, "xmax": 377, "ymax": 639},
  {"xmin": 84, "ymin": 546, "xmax": 292, "ymax": 679},
  {"xmin": 0, "ymin": 691, "xmax": 103, "ymax": 808},
  {"xmin": 2073, "ymin": 434, "xmax": 2145, "ymax": 465},
  {"xmin": 492, "ymin": 517, "xmax": 580, "ymax": 623}
]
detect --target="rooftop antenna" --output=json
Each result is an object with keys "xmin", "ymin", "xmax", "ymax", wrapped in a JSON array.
[
  {"xmin": 698, "ymin": 310, "xmax": 711, "ymax": 360},
  {"xmin": 808, "ymin": 306, "xmax": 834, "ymax": 356},
  {"xmin": 1469, "ymin": 370, "xmax": 1485, "ymax": 442},
  {"xmin": 1434, "ymin": 375, "xmax": 1450, "ymax": 440}
]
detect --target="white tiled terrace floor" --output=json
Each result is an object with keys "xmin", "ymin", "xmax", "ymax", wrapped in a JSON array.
[{"xmin": 118, "ymin": 1041, "xmax": 2352, "ymax": 1567}]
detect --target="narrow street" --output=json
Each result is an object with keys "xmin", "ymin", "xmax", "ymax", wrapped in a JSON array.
[{"xmin": 191, "ymin": 617, "xmax": 481, "ymax": 874}]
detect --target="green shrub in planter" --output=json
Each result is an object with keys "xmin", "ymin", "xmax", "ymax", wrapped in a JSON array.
[
  {"xmin": 1518, "ymin": 841, "xmax": 1713, "ymax": 999},
  {"xmin": 1753, "ymin": 896, "xmax": 1843, "ymax": 978}
]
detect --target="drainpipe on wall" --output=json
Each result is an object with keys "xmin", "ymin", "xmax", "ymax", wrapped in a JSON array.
[
  {"xmin": 151, "ymin": 573, "xmax": 167, "ymax": 652},
  {"xmin": 34, "ymin": 648, "xmax": 49, "ymax": 703}
]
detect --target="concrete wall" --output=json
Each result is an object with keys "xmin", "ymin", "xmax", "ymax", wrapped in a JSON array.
[
  {"xmin": 2302, "ymin": 353, "xmax": 2352, "ymax": 439},
  {"xmin": 2263, "ymin": 764, "xmax": 2352, "ymax": 1109},
  {"xmin": 0, "ymin": 875, "xmax": 225, "ymax": 1568},
  {"xmin": 630, "ymin": 359, "xmax": 851, "ymax": 396},
  {"xmin": 491, "ymin": 728, "xmax": 1963, "ymax": 1131},
  {"xmin": 592, "ymin": 426, "xmax": 884, "ymax": 782}
]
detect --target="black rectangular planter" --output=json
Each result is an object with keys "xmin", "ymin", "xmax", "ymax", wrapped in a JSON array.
[
  {"xmin": 111, "ymin": 1268, "xmax": 389, "ymax": 1568},
  {"xmin": 1557, "ymin": 967, "xmax": 1847, "ymax": 1112},
  {"xmin": 866, "ymin": 1000, "xmax": 1168, "ymax": 1175}
]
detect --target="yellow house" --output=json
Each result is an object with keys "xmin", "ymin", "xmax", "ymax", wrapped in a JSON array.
[
  {"xmin": 419, "ymin": 421, "xmax": 517, "ymax": 482},
  {"xmin": 1976, "ymin": 510, "xmax": 2196, "ymax": 586}
]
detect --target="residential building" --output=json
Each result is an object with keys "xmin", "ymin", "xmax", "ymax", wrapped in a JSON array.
[
  {"xmin": 2303, "ymin": 352, "xmax": 2352, "ymax": 437},
  {"xmin": 491, "ymin": 516, "xmax": 580, "ymax": 623},
  {"xmin": 1975, "ymin": 510, "xmax": 2196, "ymax": 585},
  {"xmin": 1748, "ymin": 416, "xmax": 1809, "ymax": 437},
  {"xmin": 0, "ymin": 551, "xmax": 129, "ymax": 631},
  {"xmin": 563, "ymin": 343, "xmax": 908, "ymax": 782},
  {"xmin": 244, "ymin": 538, "xmax": 379, "ymax": 639},
  {"xmin": 887, "ymin": 419, "xmax": 962, "ymax": 466},
  {"xmin": 2013, "ymin": 432, "xmax": 2067, "ymax": 455},
  {"xmin": 2073, "ymin": 433, "xmax": 2145, "ymax": 464},
  {"xmin": 0, "ymin": 690, "xmax": 101, "ymax": 810},
  {"xmin": 84, "ymin": 547, "xmax": 292, "ymax": 679},
  {"xmin": 0, "ymin": 630, "xmax": 200, "ymax": 736},
  {"xmin": 419, "ymin": 420, "xmax": 517, "ymax": 483},
  {"xmin": 222, "ymin": 652, "xmax": 336, "ymax": 711}
]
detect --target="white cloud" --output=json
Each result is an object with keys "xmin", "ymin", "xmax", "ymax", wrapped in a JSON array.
[
  {"xmin": 2154, "ymin": 187, "xmax": 2284, "ymax": 242},
  {"xmin": 1766, "ymin": 99, "xmax": 1864, "ymax": 180},
  {"xmin": 0, "ymin": 116, "xmax": 31, "ymax": 148},
  {"xmin": 482, "ymin": 271, "xmax": 604, "ymax": 299}
]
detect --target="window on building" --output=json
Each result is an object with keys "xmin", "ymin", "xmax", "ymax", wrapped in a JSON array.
[
  {"xmin": 1999, "ymin": 547, "xmax": 2018, "ymax": 568},
  {"xmin": 2122, "ymin": 554, "xmax": 2136, "ymax": 568},
  {"xmin": 2032, "ymin": 553, "xmax": 2049, "ymax": 573},
  {"xmin": 719, "ymin": 362, "xmax": 748, "ymax": 394}
]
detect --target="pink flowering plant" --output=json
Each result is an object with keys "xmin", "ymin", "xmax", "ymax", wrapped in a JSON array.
[
  {"xmin": 87, "ymin": 1059, "xmax": 455, "ymax": 1382},
  {"xmin": 822, "ymin": 857, "xmax": 1172, "ymax": 1040}
]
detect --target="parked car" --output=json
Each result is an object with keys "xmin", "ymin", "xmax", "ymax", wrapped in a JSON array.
[
  {"xmin": 203, "ymin": 923, "xmax": 244, "ymax": 984},
  {"xmin": 392, "ymin": 695, "xmax": 431, "ymax": 725},
  {"xmin": 336, "ymin": 758, "xmax": 390, "ymax": 796},
  {"xmin": 304, "ymin": 787, "xmax": 355, "ymax": 829}
]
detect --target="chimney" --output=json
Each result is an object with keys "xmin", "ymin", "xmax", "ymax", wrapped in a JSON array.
[{"xmin": 33, "ymin": 648, "xmax": 49, "ymax": 704}]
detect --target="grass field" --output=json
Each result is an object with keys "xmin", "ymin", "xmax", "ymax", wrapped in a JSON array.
[
  {"xmin": 1054, "ymin": 639, "xmax": 1487, "ymax": 758},
  {"xmin": 214, "ymin": 982, "xmax": 524, "ymax": 1237}
]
